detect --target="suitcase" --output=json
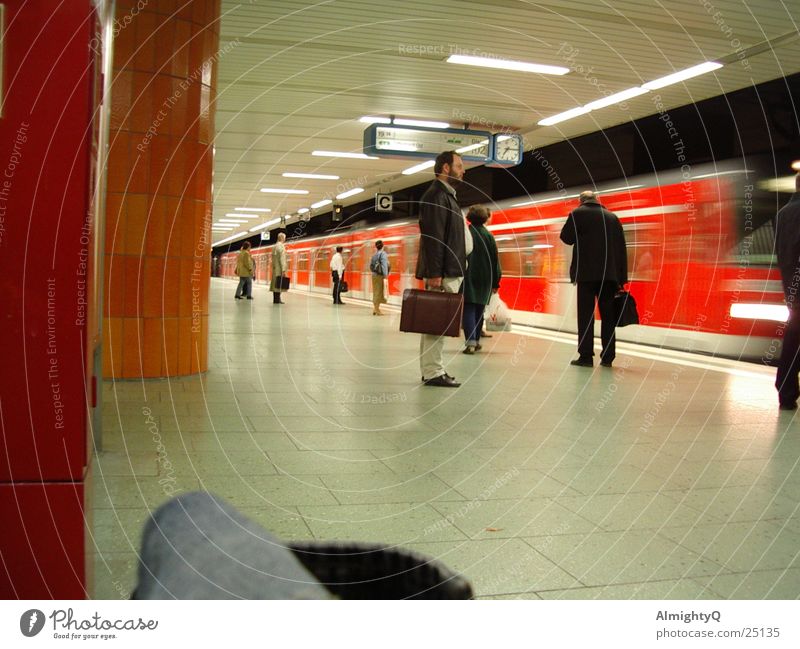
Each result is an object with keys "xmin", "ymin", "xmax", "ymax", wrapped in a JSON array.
[{"xmin": 400, "ymin": 288, "xmax": 463, "ymax": 337}]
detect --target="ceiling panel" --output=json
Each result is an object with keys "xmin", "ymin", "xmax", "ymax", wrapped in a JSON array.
[{"xmin": 213, "ymin": 0, "xmax": 800, "ymax": 239}]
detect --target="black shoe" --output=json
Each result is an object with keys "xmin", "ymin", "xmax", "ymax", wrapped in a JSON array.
[
  {"xmin": 570, "ymin": 358, "xmax": 593, "ymax": 367},
  {"xmin": 424, "ymin": 374, "xmax": 460, "ymax": 387},
  {"xmin": 337, "ymin": 301, "xmax": 345, "ymax": 305},
  {"xmin": 600, "ymin": 360, "xmax": 613, "ymax": 368},
  {"xmin": 235, "ymin": 296, "xmax": 243, "ymax": 300},
  {"xmin": 482, "ymin": 333, "xmax": 492, "ymax": 338},
  {"xmin": 246, "ymin": 297, "xmax": 254, "ymax": 300},
  {"xmin": 475, "ymin": 344, "xmax": 482, "ymax": 351},
  {"xmin": 779, "ymin": 401, "xmax": 797, "ymax": 410},
  {"xmin": 463, "ymin": 346, "xmax": 476, "ymax": 355}
]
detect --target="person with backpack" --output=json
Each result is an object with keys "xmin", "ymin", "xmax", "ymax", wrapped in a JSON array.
[{"xmin": 369, "ymin": 240, "xmax": 389, "ymax": 315}]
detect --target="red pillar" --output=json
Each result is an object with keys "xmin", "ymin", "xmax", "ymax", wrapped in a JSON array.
[{"xmin": 0, "ymin": 1, "xmax": 99, "ymax": 597}]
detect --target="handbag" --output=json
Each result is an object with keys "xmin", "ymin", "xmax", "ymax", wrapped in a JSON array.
[
  {"xmin": 278, "ymin": 275, "xmax": 290, "ymax": 291},
  {"xmin": 399, "ymin": 288, "xmax": 463, "ymax": 337},
  {"xmin": 613, "ymin": 290, "xmax": 639, "ymax": 327},
  {"xmin": 339, "ymin": 279, "xmax": 349, "ymax": 293}
]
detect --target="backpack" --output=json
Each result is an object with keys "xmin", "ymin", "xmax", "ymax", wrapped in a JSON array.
[{"xmin": 370, "ymin": 253, "xmax": 383, "ymax": 275}]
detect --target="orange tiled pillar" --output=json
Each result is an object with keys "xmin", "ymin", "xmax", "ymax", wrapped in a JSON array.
[{"xmin": 103, "ymin": 0, "xmax": 220, "ymax": 378}]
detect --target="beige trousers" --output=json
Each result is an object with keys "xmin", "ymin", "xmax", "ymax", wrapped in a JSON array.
[
  {"xmin": 419, "ymin": 276, "xmax": 462, "ymax": 381},
  {"xmin": 371, "ymin": 274, "xmax": 385, "ymax": 310}
]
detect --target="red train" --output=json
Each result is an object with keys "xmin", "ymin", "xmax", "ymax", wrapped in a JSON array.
[{"xmin": 218, "ymin": 165, "xmax": 786, "ymax": 360}]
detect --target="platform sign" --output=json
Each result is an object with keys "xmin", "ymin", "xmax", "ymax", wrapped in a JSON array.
[
  {"xmin": 363, "ymin": 124, "xmax": 492, "ymax": 162},
  {"xmin": 375, "ymin": 193, "xmax": 393, "ymax": 212}
]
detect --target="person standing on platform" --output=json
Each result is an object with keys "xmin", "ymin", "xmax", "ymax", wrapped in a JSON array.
[
  {"xmin": 415, "ymin": 151, "xmax": 467, "ymax": 387},
  {"xmin": 462, "ymin": 205, "xmax": 501, "ymax": 354},
  {"xmin": 560, "ymin": 190, "xmax": 628, "ymax": 368},
  {"xmin": 330, "ymin": 246, "xmax": 345, "ymax": 305},
  {"xmin": 370, "ymin": 240, "xmax": 389, "ymax": 315},
  {"xmin": 774, "ymin": 173, "xmax": 800, "ymax": 410},
  {"xmin": 234, "ymin": 241, "xmax": 254, "ymax": 300},
  {"xmin": 270, "ymin": 232, "xmax": 288, "ymax": 304}
]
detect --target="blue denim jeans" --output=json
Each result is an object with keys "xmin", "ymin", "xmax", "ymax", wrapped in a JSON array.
[
  {"xmin": 462, "ymin": 301, "xmax": 485, "ymax": 345},
  {"xmin": 235, "ymin": 276, "xmax": 253, "ymax": 298},
  {"xmin": 134, "ymin": 492, "xmax": 331, "ymax": 599}
]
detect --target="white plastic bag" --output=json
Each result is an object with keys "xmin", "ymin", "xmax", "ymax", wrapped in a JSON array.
[{"xmin": 486, "ymin": 293, "xmax": 512, "ymax": 331}]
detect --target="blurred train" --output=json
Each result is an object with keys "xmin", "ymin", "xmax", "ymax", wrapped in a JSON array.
[{"xmin": 218, "ymin": 164, "xmax": 789, "ymax": 360}]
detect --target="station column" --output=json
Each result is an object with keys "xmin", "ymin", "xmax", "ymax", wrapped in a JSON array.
[{"xmin": 104, "ymin": 0, "xmax": 220, "ymax": 378}]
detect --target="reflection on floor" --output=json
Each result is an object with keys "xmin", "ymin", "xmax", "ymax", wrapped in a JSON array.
[{"xmin": 92, "ymin": 278, "xmax": 800, "ymax": 599}]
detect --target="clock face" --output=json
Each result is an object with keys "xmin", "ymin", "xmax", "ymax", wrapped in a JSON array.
[{"xmin": 493, "ymin": 134, "xmax": 522, "ymax": 163}]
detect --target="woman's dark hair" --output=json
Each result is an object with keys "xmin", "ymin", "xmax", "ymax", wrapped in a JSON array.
[
  {"xmin": 466, "ymin": 205, "xmax": 491, "ymax": 225},
  {"xmin": 375, "ymin": 240, "xmax": 384, "ymax": 250},
  {"xmin": 336, "ymin": 246, "xmax": 343, "ymax": 253}
]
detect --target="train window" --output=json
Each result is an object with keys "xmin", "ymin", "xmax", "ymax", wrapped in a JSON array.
[
  {"xmin": 313, "ymin": 250, "xmax": 329, "ymax": 272},
  {"xmin": 735, "ymin": 219, "xmax": 776, "ymax": 265},
  {"xmin": 296, "ymin": 252, "xmax": 308, "ymax": 271},
  {"xmin": 405, "ymin": 237, "xmax": 418, "ymax": 274}
]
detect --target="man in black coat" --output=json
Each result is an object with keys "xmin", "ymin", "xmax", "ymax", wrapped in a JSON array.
[
  {"xmin": 560, "ymin": 191, "xmax": 628, "ymax": 367},
  {"xmin": 414, "ymin": 151, "xmax": 467, "ymax": 387},
  {"xmin": 774, "ymin": 174, "xmax": 800, "ymax": 410}
]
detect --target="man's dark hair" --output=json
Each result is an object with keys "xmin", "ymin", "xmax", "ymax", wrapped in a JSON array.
[
  {"xmin": 434, "ymin": 150, "xmax": 460, "ymax": 175},
  {"xmin": 336, "ymin": 246, "xmax": 343, "ymax": 253},
  {"xmin": 375, "ymin": 240, "xmax": 384, "ymax": 250},
  {"xmin": 242, "ymin": 241, "xmax": 251, "ymax": 250}
]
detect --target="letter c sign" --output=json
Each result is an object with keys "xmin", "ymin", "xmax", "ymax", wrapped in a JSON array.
[{"xmin": 375, "ymin": 193, "xmax": 393, "ymax": 212}]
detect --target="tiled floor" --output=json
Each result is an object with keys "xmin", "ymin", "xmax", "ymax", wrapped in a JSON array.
[{"xmin": 92, "ymin": 278, "xmax": 800, "ymax": 599}]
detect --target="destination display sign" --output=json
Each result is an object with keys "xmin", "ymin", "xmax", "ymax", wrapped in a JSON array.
[{"xmin": 363, "ymin": 124, "xmax": 492, "ymax": 162}]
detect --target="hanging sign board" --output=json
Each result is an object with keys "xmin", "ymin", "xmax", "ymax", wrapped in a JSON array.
[{"xmin": 363, "ymin": 124, "xmax": 492, "ymax": 162}]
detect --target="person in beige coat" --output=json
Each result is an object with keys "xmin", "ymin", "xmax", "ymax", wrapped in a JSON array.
[
  {"xmin": 234, "ymin": 241, "xmax": 254, "ymax": 300},
  {"xmin": 270, "ymin": 232, "xmax": 288, "ymax": 304}
]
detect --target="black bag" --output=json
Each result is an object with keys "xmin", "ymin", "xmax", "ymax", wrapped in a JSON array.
[
  {"xmin": 278, "ymin": 275, "xmax": 290, "ymax": 291},
  {"xmin": 613, "ymin": 290, "xmax": 639, "ymax": 327},
  {"xmin": 339, "ymin": 279, "xmax": 348, "ymax": 293}
]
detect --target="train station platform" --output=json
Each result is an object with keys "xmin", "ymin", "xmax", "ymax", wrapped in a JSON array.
[{"xmin": 94, "ymin": 278, "xmax": 800, "ymax": 599}]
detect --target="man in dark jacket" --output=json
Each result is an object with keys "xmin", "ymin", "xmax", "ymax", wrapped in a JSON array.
[
  {"xmin": 560, "ymin": 190, "xmax": 628, "ymax": 367},
  {"xmin": 414, "ymin": 151, "xmax": 467, "ymax": 387},
  {"xmin": 774, "ymin": 174, "xmax": 800, "ymax": 410}
]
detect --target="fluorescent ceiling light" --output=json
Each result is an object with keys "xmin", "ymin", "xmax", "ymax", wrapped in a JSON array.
[
  {"xmin": 312, "ymin": 150, "xmax": 379, "ymax": 160},
  {"xmin": 538, "ymin": 106, "xmax": 590, "ymax": 126},
  {"xmin": 213, "ymin": 232, "xmax": 249, "ymax": 246},
  {"xmin": 691, "ymin": 170, "xmax": 751, "ymax": 179},
  {"xmin": 584, "ymin": 87, "xmax": 649, "ymax": 111},
  {"xmin": 642, "ymin": 61, "xmax": 722, "ymax": 90},
  {"xmin": 402, "ymin": 160, "xmax": 435, "ymax": 175},
  {"xmin": 510, "ymin": 193, "xmax": 581, "ymax": 207},
  {"xmin": 456, "ymin": 140, "xmax": 489, "ymax": 154},
  {"xmin": 360, "ymin": 116, "xmax": 392, "ymax": 124},
  {"xmin": 447, "ymin": 54, "xmax": 569, "ymax": 76},
  {"xmin": 260, "ymin": 188, "xmax": 309, "ymax": 194},
  {"xmin": 235, "ymin": 207, "xmax": 271, "ymax": 212},
  {"xmin": 532, "ymin": 244, "xmax": 554, "ymax": 249},
  {"xmin": 311, "ymin": 199, "xmax": 332, "ymax": 209},
  {"xmin": 730, "ymin": 303, "xmax": 789, "ymax": 322},
  {"xmin": 758, "ymin": 176, "xmax": 797, "ymax": 193},
  {"xmin": 597, "ymin": 185, "xmax": 644, "ymax": 193},
  {"xmin": 297, "ymin": 207, "xmax": 309, "ymax": 214},
  {"xmin": 283, "ymin": 172, "xmax": 340, "ymax": 180},
  {"xmin": 394, "ymin": 118, "xmax": 450, "ymax": 129},
  {"xmin": 336, "ymin": 187, "xmax": 364, "ymax": 200},
  {"xmin": 249, "ymin": 218, "xmax": 281, "ymax": 232},
  {"xmin": 225, "ymin": 213, "xmax": 258, "ymax": 218}
]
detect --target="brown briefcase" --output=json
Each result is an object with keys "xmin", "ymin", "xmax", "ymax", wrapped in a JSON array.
[{"xmin": 400, "ymin": 288, "xmax": 463, "ymax": 337}]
